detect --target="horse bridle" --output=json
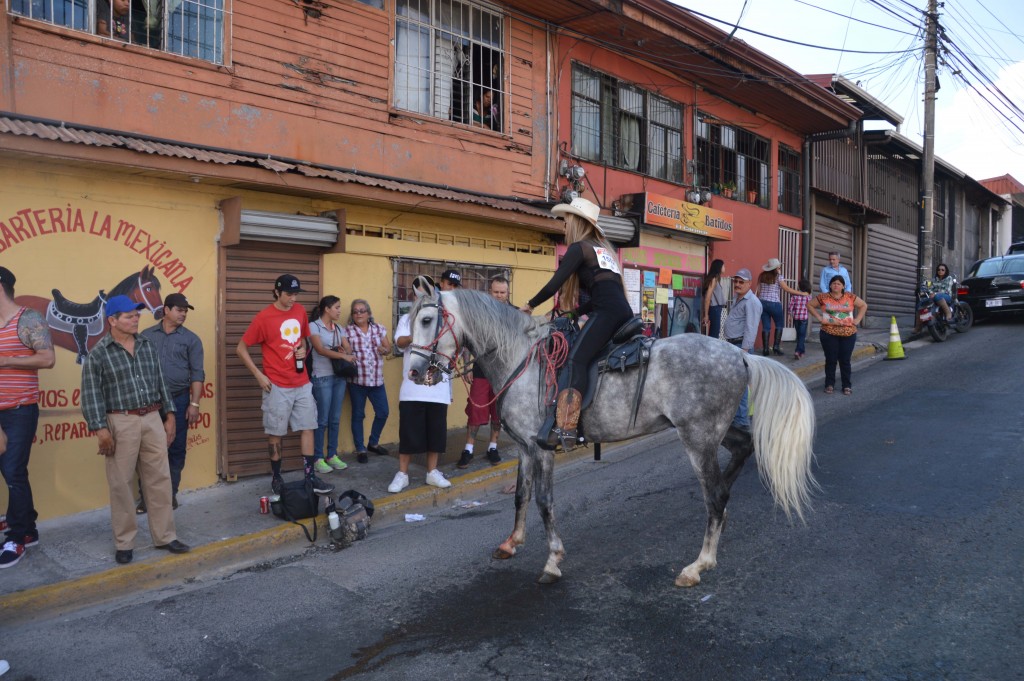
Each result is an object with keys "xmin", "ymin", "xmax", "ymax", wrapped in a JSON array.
[
  {"xmin": 135, "ymin": 273, "xmax": 161, "ymax": 314},
  {"xmin": 408, "ymin": 300, "xmax": 461, "ymax": 383}
]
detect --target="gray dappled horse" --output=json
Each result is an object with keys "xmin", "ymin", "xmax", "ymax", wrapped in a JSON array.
[{"xmin": 406, "ymin": 288, "xmax": 817, "ymax": 587}]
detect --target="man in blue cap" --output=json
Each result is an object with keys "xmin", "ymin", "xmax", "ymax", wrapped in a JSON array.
[{"xmin": 81, "ymin": 294, "xmax": 190, "ymax": 565}]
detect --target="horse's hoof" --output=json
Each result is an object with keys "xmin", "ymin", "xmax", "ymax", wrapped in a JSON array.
[
  {"xmin": 493, "ymin": 547, "xmax": 516, "ymax": 560},
  {"xmin": 537, "ymin": 571, "xmax": 560, "ymax": 584},
  {"xmin": 674, "ymin": 571, "xmax": 701, "ymax": 588}
]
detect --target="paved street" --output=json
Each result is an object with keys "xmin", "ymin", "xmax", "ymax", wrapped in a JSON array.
[{"xmin": 2, "ymin": 319, "xmax": 1022, "ymax": 680}]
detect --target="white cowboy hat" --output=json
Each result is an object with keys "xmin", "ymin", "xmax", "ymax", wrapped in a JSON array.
[
  {"xmin": 762, "ymin": 258, "xmax": 782, "ymax": 272},
  {"xmin": 551, "ymin": 197, "xmax": 604, "ymax": 234}
]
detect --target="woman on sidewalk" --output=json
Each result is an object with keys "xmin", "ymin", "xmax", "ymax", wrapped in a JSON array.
[
  {"xmin": 345, "ymin": 299, "xmax": 392, "ymax": 463},
  {"xmin": 808, "ymin": 275, "xmax": 868, "ymax": 395},
  {"xmin": 309, "ymin": 296, "xmax": 356, "ymax": 474},
  {"xmin": 701, "ymin": 259, "xmax": 728, "ymax": 339},
  {"xmin": 757, "ymin": 258, "xmax": 803, "ymax": 356}
]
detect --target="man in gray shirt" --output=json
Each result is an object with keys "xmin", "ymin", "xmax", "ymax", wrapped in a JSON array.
[
  {"xmin": 721, "ymin": 268, "xmax": 762, "ymax": 429},
  {"xmin": 139, "ymin": 293, "xmax": 205, "ymax": 510}
]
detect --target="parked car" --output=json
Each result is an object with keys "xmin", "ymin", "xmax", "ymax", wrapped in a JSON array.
[
  {"xmin": 1007, "ymin": 242, "xmax": 1024, "ymax": 255},
  {"xmin": 959, "ymin": 254, "xmax": 1024, "ymax": 319}
]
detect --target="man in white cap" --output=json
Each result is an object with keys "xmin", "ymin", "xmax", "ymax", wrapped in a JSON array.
[
  {"xmin": 519, "ymin": 197, "xmax": 632, "ymax": 449},
  {"xmin": 721, "ymin": 268, "xmax": 762, "ymax": 430}
]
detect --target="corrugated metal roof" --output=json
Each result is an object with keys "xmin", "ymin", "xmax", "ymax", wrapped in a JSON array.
[
  {"xmin": 0, "ymin": 116, "xmax": 554, "ymax": 220},
  {"xmin": 813, "ymin": 187, "xmax": 889, "ymax": 219}
]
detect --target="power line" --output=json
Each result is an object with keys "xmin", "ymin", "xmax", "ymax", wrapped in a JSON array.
[{"xmin": 790, "ymin": 0, "xmax": 919, "ymax": 36}]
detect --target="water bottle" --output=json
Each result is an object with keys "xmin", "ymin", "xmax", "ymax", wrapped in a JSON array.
[{"xmin": 328, "ymin": 511, "xmax": 340, "ymax": 531}]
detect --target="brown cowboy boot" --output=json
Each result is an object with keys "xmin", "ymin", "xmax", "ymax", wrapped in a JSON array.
[{"xmin": 535, "ymin": 388, "xmax": 582, "ymax": 450}]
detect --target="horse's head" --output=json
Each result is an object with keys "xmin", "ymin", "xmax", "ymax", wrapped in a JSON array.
[
  {"xmin": 115, "ymin": 266, "xmax": 165, "ymax": 320},
  {"xmin": 406, "ymin": 288, "xmax": 461, "ymax": 387}
]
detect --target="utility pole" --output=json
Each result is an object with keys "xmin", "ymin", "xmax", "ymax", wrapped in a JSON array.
[{"xmin": 919, "ymin": 0, "xmax": 939, "ymax": 281}]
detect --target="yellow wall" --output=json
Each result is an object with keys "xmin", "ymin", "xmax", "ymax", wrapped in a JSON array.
[{"xmin": 0, "ymin": 159, "xmax": 220, "ymax": 519}]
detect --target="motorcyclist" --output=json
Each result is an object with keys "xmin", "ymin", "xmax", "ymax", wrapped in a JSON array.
[{"xmin": 923, "ymin": 263, "xmax": 955, "ymax": 325}]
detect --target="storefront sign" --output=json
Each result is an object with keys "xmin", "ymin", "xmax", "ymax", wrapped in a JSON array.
[{"xmin": 636, "ymin": 192, "xmax": 734, "ymax": 240}]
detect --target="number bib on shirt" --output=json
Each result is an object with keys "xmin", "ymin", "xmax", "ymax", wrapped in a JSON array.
[{"xmin": 594, "ymin": 247, "xmax": 621, "ymax": 275}]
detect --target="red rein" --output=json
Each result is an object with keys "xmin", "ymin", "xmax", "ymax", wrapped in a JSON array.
[{"xmin": 464, "ymin": 331, "xmax": 569, "ymax": 410}]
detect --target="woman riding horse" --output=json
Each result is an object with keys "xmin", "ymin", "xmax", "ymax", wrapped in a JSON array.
[{"xmin": 520, "ymin": 197, "xmax": 633, "ymax": 449}]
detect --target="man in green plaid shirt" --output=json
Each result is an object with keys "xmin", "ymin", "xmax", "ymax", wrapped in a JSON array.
[{"xmin": 81, "ymin": 295, "xmax": 190, "ymax": 565}]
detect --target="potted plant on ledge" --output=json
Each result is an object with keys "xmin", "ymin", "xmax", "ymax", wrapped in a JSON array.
[
  {"xmin": 722, "ymin": 181, "xmax": 736, "ymax": 199},
  {"xmin": 747, "ymin": 188, "xmax": 758, "ymax": 204}
]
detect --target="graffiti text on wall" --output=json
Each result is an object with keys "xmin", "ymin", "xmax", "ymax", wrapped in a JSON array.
[{"xmin": 0, "ymin": 205, "xmax": 193, "ymax": 291}]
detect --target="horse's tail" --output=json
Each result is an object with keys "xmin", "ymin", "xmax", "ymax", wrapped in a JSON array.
[{"xmin": 746, "ymin": 355, "xmax": 818, "ymax": 522}]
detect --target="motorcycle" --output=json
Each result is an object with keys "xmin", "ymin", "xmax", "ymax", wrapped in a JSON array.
[{"xmin": 917, "ymin": 278, "xmax": 973, "ymax": 342}]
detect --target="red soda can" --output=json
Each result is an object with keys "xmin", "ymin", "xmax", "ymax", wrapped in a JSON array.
[{"xmin": 259, "ymin": 496, "xmax": 270, "ymax": 514}]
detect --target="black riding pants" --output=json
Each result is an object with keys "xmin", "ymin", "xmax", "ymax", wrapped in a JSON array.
[{"xmin": 563, "ymin": 286, "xmax": 632, "ymax": 396}]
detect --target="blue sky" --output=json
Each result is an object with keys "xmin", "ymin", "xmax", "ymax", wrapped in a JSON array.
[{"xmin": 673, "ymin": 0, "xmax": 1024, "ymax": 182}]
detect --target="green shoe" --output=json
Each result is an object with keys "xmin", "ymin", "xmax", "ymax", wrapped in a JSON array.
[
  {"xmin": 313, "ymin": 459, "xmax": 334, "ymax": 475},
  {"xmin": 325, "ymin": 455, "xmax": 348, "ymax": 471}
]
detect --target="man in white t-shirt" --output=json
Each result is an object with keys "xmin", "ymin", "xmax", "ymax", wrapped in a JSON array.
[{"xmin": 387, "ymin": 287, "xmax": 454, "ymax": 494}]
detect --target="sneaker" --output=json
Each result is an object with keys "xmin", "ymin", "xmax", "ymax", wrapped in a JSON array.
[
  {"xmin": 356, "ymin": 451, "xmax": 369, "ymax": 464},
  {"xmin": 387, "ymin": 471, "xmax": 409, "ymax": 493},
  {"xmin": 307, "ymin": 475, "xmax": 335, "ymax": 495},
  {"xmin": 271, "ymin": 475, "xmax": 284, "ymax": 494},
  {"xmin": 313, "ymin": 459, "xmax": 334, "ymax": 475},
  {"xmin": 456, "ymin": 449, "xmax": 474, "ymax": 469},
  {"xmin": 325, "ymin": 455, "xmax": 348, "ymax": 470},
  {"xmin": 22, "ymin": 531, "xmax": 39, "ymax": 548},
  {"xmin": 425, "ymin": 469, "xmax": 452, "ymax": 489},
  {"xmin": 0, "ymin": 541, "xmax": 25, "ymax": 569},
  {"xmin": 486, "ymin": 448, "xmax": 501, "ymax": 465},
  {"xmin": 0, "ymin": 658, "xmax": 10, "ymax": 675}
]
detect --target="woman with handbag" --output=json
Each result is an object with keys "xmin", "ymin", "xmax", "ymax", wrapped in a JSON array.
[{"xmin": 309, "ymin": 296, "xmax": 356, "ymax": 474}]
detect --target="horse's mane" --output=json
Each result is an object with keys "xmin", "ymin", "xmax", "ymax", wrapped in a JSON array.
[{"xmin": 409, "ymin": 289, "xmax": 548, "ymax": 371}]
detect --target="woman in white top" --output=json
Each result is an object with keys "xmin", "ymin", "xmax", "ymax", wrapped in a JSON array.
[
  {"xmin": 757, "ymin": 258, "xmax": 802, "ymax": 356},
  {"xmin": 308, "ymin": 296, "xmax": 356, "ymax": 473},
  {"xmin": 701, "ymin": 259, "xmax": 728, "ymax": 339}
]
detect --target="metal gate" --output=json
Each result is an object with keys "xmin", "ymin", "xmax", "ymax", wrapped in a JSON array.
[
  {"xmin": 218, "ymin": 244, "xmax": 322, "ymax": 479},
  {"xmin": 778, "ymin": 226, "xmax": 802, "ymax": 335},
  {"xmin": 865, "ymin": 223, "xmax": 917, "ymax": 319}
]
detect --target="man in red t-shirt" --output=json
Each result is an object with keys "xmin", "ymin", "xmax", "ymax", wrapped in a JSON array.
[{"xmin": 237, "ymin": 274, "xmax": 333, "ymax": 495}]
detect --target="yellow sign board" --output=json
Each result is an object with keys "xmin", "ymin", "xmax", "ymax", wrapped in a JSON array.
[{"xmin": 637, "ymin": 192, "xmax": 734, "ymax": 241}]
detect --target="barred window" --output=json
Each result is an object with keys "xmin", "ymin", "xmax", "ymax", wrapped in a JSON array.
[
  {"xmin": 777, "ymin": 144, "xmax": 801, "ymax": 216},
  {"xmin": 392, "ymin": 259, "xmax": 511, "ymax": 328},
  {"xmin": 394, "ymin": 0, "xmax": 506, "ymax": 133},
  {"xmin": 571, "ymin": 64, "xmax": 683, "ymax": 183},
  {"xmin": 695, "ymin": 112, "xmax": 770, "ymax": 208},
  {"xmin": 9, "ymin": 0, "xmax": 227, "ymax": 65}
]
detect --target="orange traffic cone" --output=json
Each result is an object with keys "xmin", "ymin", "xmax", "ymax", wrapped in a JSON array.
[{"xmin": 884, "ymin": 316, "xmax": 906, "ymax": 360}]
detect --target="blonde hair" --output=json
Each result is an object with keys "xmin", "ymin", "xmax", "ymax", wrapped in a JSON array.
[{"xmin": 557, "ymin": 213, "xmax": 618, "ymax": 312}]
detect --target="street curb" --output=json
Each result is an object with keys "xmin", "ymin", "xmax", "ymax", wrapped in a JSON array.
[{"xmin": 0, "ymin": 439, "xmax": 602, "ymax": 622}]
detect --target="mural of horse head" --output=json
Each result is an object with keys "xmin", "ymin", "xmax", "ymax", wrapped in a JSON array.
[{"xmin": 15, "ymin": 266, "xmax": 165, "ymax": 364}]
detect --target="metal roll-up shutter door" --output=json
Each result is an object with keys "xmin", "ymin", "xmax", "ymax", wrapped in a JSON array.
[
  {"xmin": 220, "ymin": 244, "xmax": 322, "ymax": 479},
  {"xmin": 814, "ymin": 216, "xmax": 855, "ymax": 292},
  {"xmin": 866, "ymin": 223, "xmax": 917, "ymax": 318},
  {"xmin": 598, "ymin": 215, "xmax": 639, "ymax": 247}
]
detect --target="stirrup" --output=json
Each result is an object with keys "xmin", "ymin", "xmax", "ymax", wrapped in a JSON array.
[{"xmin": 534, "ymin": 427, "xmax": 578, "ymax": 451}]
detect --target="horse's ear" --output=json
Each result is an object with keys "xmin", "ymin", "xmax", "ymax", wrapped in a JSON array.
[{"xmin": 412, "ymin": 274, "xmax": 437, "ymax": 300}]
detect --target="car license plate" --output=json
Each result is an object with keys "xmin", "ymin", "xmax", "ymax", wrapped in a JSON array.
[{"xmin": 985, "ymin": 299, "xmax": 1004, "ymax": 308}]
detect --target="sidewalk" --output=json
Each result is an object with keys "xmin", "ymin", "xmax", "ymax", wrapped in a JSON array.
[{"xmin": 0, "ymin": 322, "xmax": 908, "ymax": 621}]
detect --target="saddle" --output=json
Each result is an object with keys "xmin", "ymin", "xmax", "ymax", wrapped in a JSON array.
[
  {"xmin": 46, "ymin": 289, "xmax": 107, "ymax": 364},
  {"xmin": 582, "ymin": 317, "xmax": 654, "ymax": 428}
]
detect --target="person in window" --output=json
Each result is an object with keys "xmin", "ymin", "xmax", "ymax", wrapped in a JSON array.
[
  {"xmin": 520, "ymin": 198, "xmax": 632, "ymax": 449},
  {"xmin": 96, "ymin": 0, "xmax": 150, "ymax": 46},
  {"xmin": 473, "ymin": 89, "xmax": 497, "ymax": 131}
]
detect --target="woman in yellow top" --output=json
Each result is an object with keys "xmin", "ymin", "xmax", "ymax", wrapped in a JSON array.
[{"xmin": 808, "ymin": 275, "xmax": 867, "ymax": 395}]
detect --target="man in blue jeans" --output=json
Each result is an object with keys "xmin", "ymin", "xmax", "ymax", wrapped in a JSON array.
[
  {"xmin": 720, "ymin": 268, "xmax": 762, "ymax": 430},
  {"xmin": 0, "ymin": 266, "xmax": 56, "ymax": 569},
  {"xmin": 138, "ymin": 292, "xmax": 205, "ymax": 513}
]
